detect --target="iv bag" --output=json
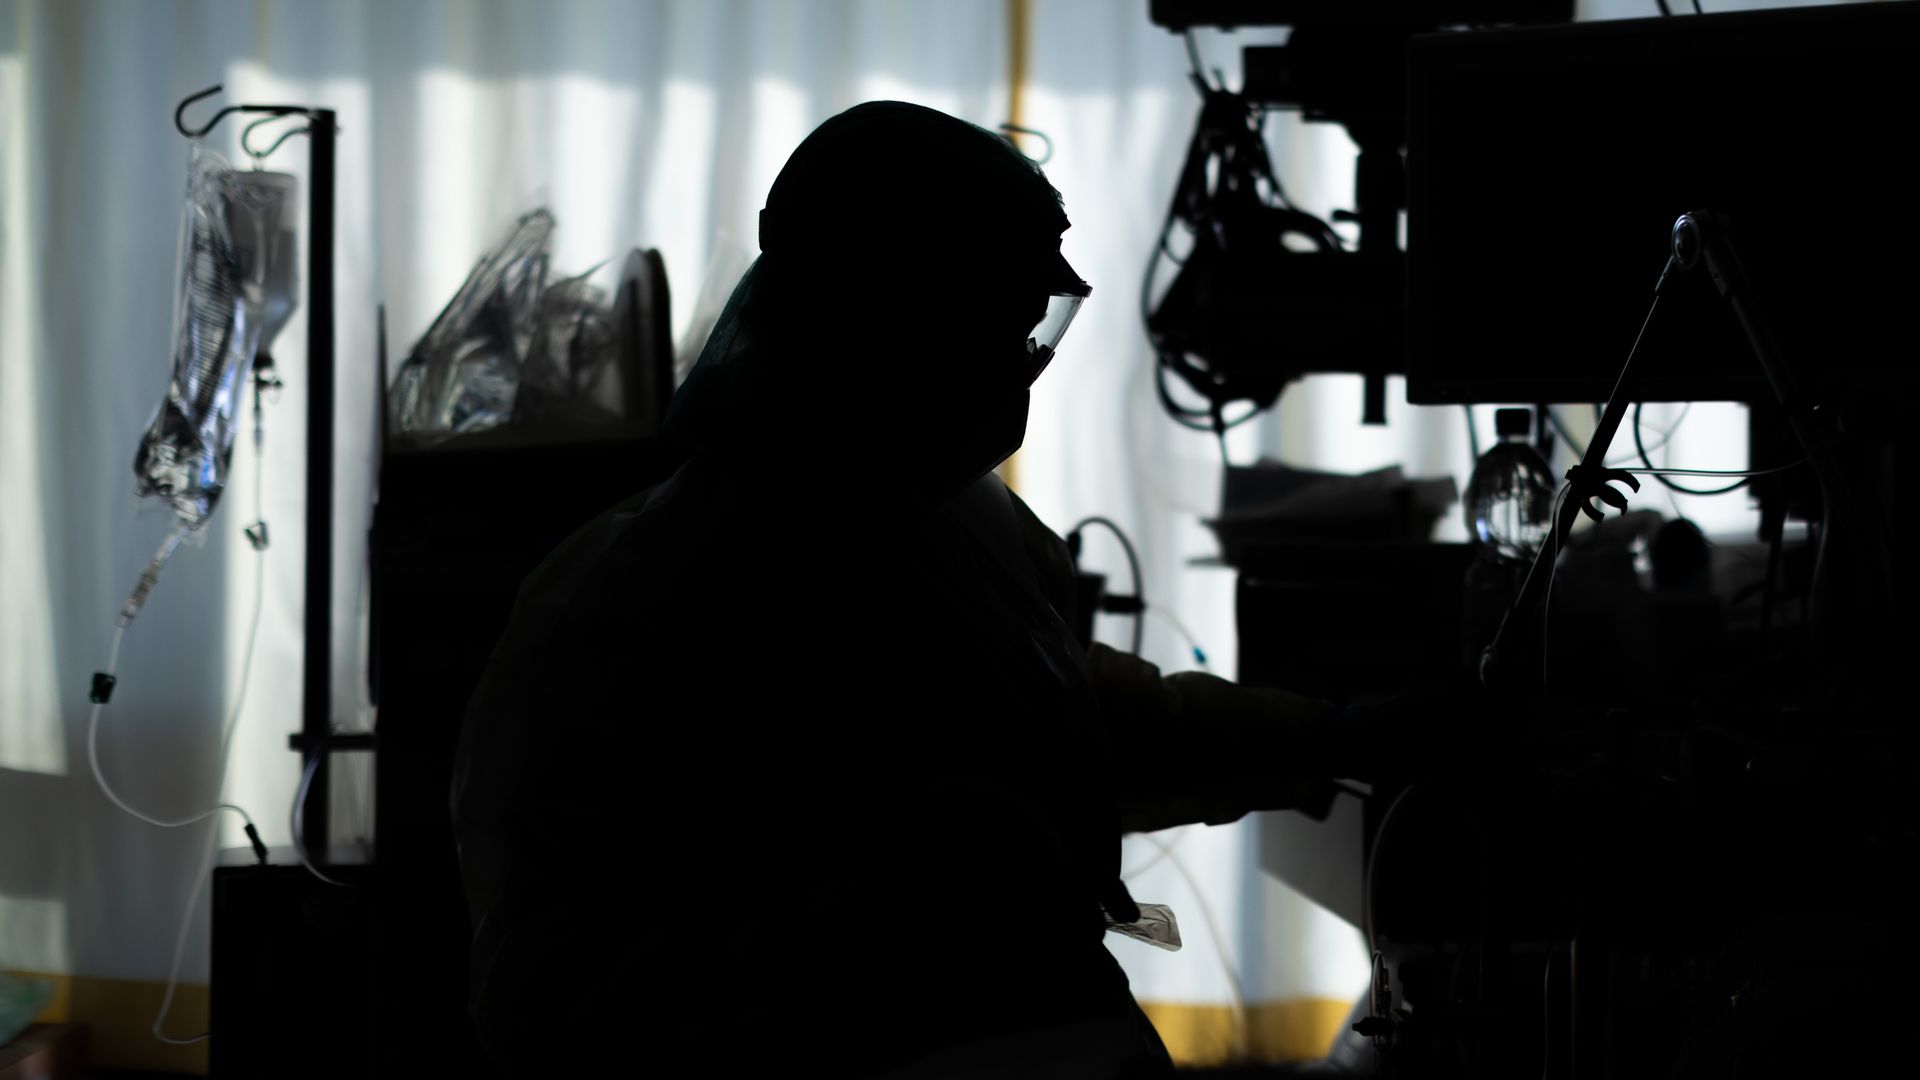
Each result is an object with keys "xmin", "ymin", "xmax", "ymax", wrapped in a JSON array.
[{"xmin": 132, "ymin": 142, "xmax": 288, "ymax": 530}]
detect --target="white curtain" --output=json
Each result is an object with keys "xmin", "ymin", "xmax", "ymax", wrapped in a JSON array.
[{"xmin": 2, "ymin": 0, "xmax": 1828, "ymax": 1070}]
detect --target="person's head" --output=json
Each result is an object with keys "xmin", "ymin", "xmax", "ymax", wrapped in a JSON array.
[{"xmin": 738, "ymin": 100, "xmax": 1089, "ymax": 498}]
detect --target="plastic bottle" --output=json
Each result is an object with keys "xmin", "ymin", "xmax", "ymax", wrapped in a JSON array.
[
  {"xmin": 1462, "ymin": 408, "xmax": 1557, "ymax": 663},
  {"xmin": 1468, "ymin": 408, "xmax": 1557, "ymax": 558}
]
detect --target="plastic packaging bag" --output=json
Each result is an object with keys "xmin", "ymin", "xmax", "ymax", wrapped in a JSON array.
[
  {"xmin": 509, "ymin": 265, "xmax": 622, "ymax": 429},
  {"xmin": 387, "ymin": 210, "xmax": 554, "ymax": 443},
  {"xmin": 132, "ymin": 142, "xmax": 287, "ymax": 529}
]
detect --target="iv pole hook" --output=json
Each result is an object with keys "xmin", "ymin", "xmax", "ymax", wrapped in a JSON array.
[{"xmin": 174, "ymin": 84, "xmax": 308, "ymax": 140}]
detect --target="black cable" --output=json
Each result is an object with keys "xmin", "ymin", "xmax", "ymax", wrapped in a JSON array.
[
  {"xmin": 1362, "ymin": 785, "xmax": 1415, "ymax": 956},
  {"xmin": 1141, "ymin": 219, "xmax": 1201, "ymax": 419},
  {"xmin": 1543, "ymin": 481, "xmax": 1572, "ymax": 688},
  {"xmin": 1145, "ymin": 57, "xmax": 1333, "ymax": 433},
  {"xmin": 1608, "ymin": 401, "xmax": 1690, "ymax": 466},
  {"xmin": 1153, "ymin": 362, "xmax": 1263, "ymax": 432},
  {"xmin": 1071, "ymin": 516, "xmax": 1145, "ymax": 656},
  {"xmin": 1464, "ymin": 406, "xmax": 1481, "ymax": 462},
  {"xmin": 1159, "ymin": 229, "xmax": 1187, "ymax": 266},
  {"xmin": 1634, "ymin": 402, "xmax": 1750, "ymax": 496},
  {"xmin": 1692, "ymin": 0, "xmax": 1705, "ymax": 14},
  {"xmin": 1151, "ymin": 360, "xmax": 1215, "ymax": 420},
  {"xmin": 1141, "ymin": 205, "xmax": 1211, "ymax": 429},
  {"xmin": 1655, "ymin": 0, "xmax": 1673, "ymax": 15},
  {"xmin": 1253, "ymin": 110, "xmax": 1298, "ymax": 214}
]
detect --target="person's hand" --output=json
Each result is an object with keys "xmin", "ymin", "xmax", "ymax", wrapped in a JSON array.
[
  {"xmin": 1091, "ymin": 642, "xmax": 1343, "ymax": 829},
  {"xmin": 1329, "ymin": 678, "xmax": 1503, "ymax": 783}
]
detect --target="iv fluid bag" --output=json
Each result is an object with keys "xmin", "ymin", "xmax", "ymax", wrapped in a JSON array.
[{"xmin": 133, "ymin": 142, "xmax": 288, "ymax": 530}]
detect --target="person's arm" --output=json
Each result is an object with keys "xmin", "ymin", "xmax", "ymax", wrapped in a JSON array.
[
  {"xmin": 999, "ymin": 489, "xmax": 1471, "ymax": 831},
  {"xmin": 1087, "ymin": 642, "xmax": 1352, "ymax": 833},
  {"xmin": 1090, "ymin": 641, "xmax": 1498, "ymax": 833},
  {"xmin": 1001, "ymin": 490, "xmax": 1345, "ymax": 831}
]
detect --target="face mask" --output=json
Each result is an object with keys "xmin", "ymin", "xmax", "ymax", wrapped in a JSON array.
[
  {"xmin": 919, "ymin": 390, "xmax": 1028, "ymax": 503},
  {"xmin": 910, "ymin": 265, "xmax": 1087, "ymax": 501}
]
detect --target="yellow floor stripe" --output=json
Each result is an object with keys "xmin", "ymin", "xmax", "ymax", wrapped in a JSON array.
[
  {"xmin": 1138, "ymin": 997, "xmax": 1354, "ymax": 1067},
  {"xmin": 7, "ymin": 970, "xmax": 208, "ymax": 1075},
  {"xmin": 8, "ymin": 966, "xmax": 1345, "ymax": 1075}
]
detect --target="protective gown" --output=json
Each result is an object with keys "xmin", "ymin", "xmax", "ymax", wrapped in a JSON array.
[{"xmin": 451, "ymin": 253, "xmax": 1343, "ymax": 1080}]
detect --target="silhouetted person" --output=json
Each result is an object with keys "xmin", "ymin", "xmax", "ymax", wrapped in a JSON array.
[{"xmin": 451, "ymin": 101, "xmax": 1389, "ymax": 1078}]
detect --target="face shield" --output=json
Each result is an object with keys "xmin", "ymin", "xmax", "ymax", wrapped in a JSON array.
[{"xmin": 1020, "ymin": 255, "xmax": 1091, "ymax": 387}]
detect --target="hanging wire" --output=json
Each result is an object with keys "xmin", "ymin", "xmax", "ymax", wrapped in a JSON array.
[
  {"xmin": 1123, "ymin": 825, "xmax": 1190, "ymax": 880},
  {"xmin": 151, "ymin": 529, "xmax": 269, "ymax": 1045},
  {"xmin": 1548, "ymin": 399, "xmax": 1791, "ymax": 492},
  {"xmin": 1146, "ymin": 25, "xmax": 1327, "ymax": 437},
  {"xmin": 143, "ymin": 388, "xmax": 277, "ymax": 1043},
  {"xmin": 1608, "ymin": 401, "xmax": 1691, "ymax": 465},
  {"xmin": 1633, "ymin": 402, "xmax": 1757, "ymax": 496},
  {"xmin": 1072, "ymin": 516, "xmax": 1146, "ymax": 656},
  {"xmin": 1542, "ymin": 481, "xmax": 1572, "ymax": 688},
  {"xmin": 89, "ymin": 609, "xmax": 259, "ymax": 837},
  {"xmin": 1148, "ymin": 605, "xmax": 1210, "ymax": 670},
  {"xmin": 292, "ymin": 751, "xmax": 350, "ymax": 888},
  {"xmin": 1623, "ymin": 463, "xmax": 1805, "ymax": 479},
  {"xmin": 1143, "ymin": 830, "xmax": 1250, "ymax": 1061},
  {"xmin": 1363, "ymin": 786, "xmax": 1415, "ymax": 956}
]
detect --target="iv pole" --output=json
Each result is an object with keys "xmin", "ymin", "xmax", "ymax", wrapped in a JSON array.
[
  {"xmin": 1478, "ymin": 210, "xmax": 1892, "ymax": 696},
  {"xmin": 175, "ymin": 86, "xmax": 366, "ymax": 861}
]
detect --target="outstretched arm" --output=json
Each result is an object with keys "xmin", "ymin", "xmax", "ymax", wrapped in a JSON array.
[{"xmin": 1088, "ymin": 642, "xmax": 1353, "ymax": 833}]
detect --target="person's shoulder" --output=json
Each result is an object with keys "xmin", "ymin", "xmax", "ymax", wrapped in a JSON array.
[
  {"xmin": 503, "ymin": 467, "xmax": 725, "ymax": 631},
  {"xmin": 997, "ymin": 485, "xmax": 1064, "ymax": 547},
  {"xmin": 1003, "ymin": 486, "xmax": 1075, "ymax": 595}
]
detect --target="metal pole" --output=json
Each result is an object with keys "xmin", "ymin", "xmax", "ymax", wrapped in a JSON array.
[{"xmin": 301, "ymin": 109, "xmax": 337, "ymax": 858}]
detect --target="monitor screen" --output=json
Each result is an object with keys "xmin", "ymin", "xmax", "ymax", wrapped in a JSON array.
[{"xmin": 1405, "ymin": 3, "xmax": 1920, "ymax": 405}]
